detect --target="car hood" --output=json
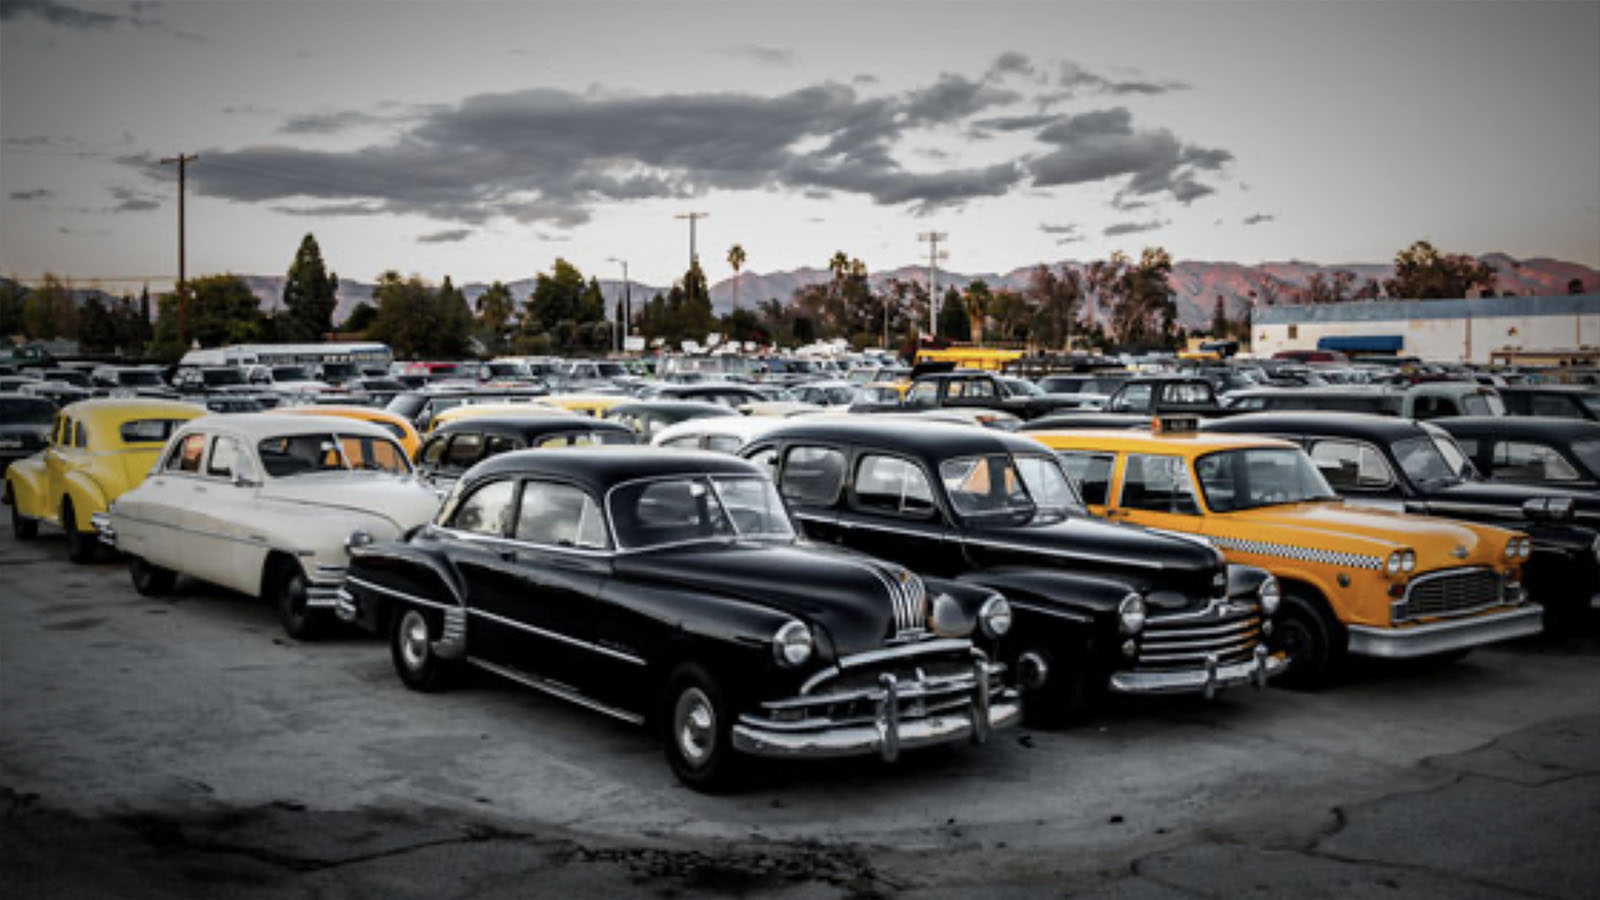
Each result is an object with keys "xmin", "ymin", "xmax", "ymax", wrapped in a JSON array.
[
  {"xmin": 257, "ymin": 473, "xmax": 440, "ymax": 530},
  {"xmin": 1216, "ymin": 501, "xmax": 1502, "ymax": 562},
  {"xmin": 613, "ymin": 541, "xmax": 921, "ymax": 656},
  {"xmin": 972, "ymin": 514, "xmax": 1224, "ymax": 586}
]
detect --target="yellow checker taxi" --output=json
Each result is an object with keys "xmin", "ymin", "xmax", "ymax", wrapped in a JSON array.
[
  {"xmin": 1030, "ymin": 422, "xmax": 1543, "ymax": 686},
  {"xmin": 5, "ymin": 398, "xmax": 208, "ymax": 562}
]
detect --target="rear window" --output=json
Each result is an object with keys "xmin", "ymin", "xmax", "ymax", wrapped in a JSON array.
[{"xmin": 120, "ymin": 418, "xmax": 190, "ymax": 444}]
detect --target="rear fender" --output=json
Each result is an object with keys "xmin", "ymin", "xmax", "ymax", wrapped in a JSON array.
[
  {"xmin": 5, "ymin": 456, "xmax": 47, "ymax": 518},
  {"xmin": 345, "ymin": 542, "xmax": 466, "ymax": 638},
  {"xmin": 61, "ymin": 471, "xmax": 111, "ymax": 530}
]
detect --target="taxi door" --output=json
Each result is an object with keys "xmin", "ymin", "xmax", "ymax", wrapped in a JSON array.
[{"xmin": 1103, "ymin": 451, "xmax": 1209, "ymax": 540}]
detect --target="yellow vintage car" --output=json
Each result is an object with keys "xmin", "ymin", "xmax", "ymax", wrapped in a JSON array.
[
  {"xmin": 5, "ymin": 397, "xmax": 207, "ymax": 562},
  {"xmin": 1030, "ymin": 425, "xmax": 1543, "ymax": 686},
  {"xmin": 539, "ymin": 392, "xmax": 630, "ymax": 418},
  {"xmin": 427, "ymin": 402, "xmax": 577, "ymax": 433},
  {"xmin": 274, "ymin": 404, "xmax": 422, "ymax": 458}
]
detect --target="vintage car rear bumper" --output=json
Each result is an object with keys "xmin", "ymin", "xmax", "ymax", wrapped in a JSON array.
[
  {"xmin": 1109, "ymin": 644, "xmax": 1286, "ymax": 697},
  {"xmin": 306, "ymin": 564, "xmax": 349, "ymax": 610},
  {"xmin": 1347, "ymin": 604, "xmax": 1544, "ymax": 658},
  {"xmin": 732, "ymin": 654, "xmax": 1018, "ymax": 762}
]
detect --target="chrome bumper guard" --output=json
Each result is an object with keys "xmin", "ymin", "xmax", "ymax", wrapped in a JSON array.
[
  {"xmin": 90, "ymin": 511, "xmax": 116, "ymax": 547},
  {"xmin": 1348, "ymin": 604, "xmax": 1544, "ymax": 659},
  {"xmin": 1110, "ymin": 643, "xmax": 1287, "ymax": 698},
  {"xmin": 731, "ymin": 655, "xmax": 1019, "ymax": 762},
  {"xmin": 333, "ymin": 586, "xmax": 358, "ymax": 622},
  {"xmin": 306, "ymin": 564, "xmax": 349, "ymax": 611}
]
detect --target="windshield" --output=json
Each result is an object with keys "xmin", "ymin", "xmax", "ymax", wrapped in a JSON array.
[
  {"xmin": 46, "ymin": 370, "xmax": 92, "ymax": 387},
  {"xmin": 1580, "ymin": 395, "xmax": 1600, "ymax": 418},
  {"xmin": 272, "ymin": 366, "xmax": 314, "ymax": 381},
  {"xmin": 609, "ymin": 475, "xmax": 794, "ymax": 549},
  {"xmin": 257, "ymin": 432, "xmax": 411, "ymax": 477},
  {"xmin": 0, "ymin": 397, "xmax": 55, "ymax": 423},
  {"xmin": 598, "ymin": 362, "xmax": 626, "ymax": 377},
  {"xmin": 1570, "ymin": 438, "xmax": 1600, "ymax": 478},
  {"xmin": 1393, "ymin": 436, "xmax": 1462, "ymax": 487},
  {"xmin": 1003, "ymin": 378, "xmax": 1043, "ymax": 397},
  {"xmin": 941, "ymin": 453, "xmax": 1082, "ymax": 522},
  {"xmin": 119, "ymin": 370, "xmax": 165, "ymax": 387},
  {"xmin": 202, "ymin": 368, "xmax": 246, "ymax": 386},
  {"xmin": 1195, "ymin": 448, "xmax": 1339, "ymax": 512}
]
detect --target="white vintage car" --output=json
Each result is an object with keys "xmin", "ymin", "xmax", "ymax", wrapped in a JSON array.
[{"xmin": 97, "ymin": 413, "xmax": 441, "ymax": 638}]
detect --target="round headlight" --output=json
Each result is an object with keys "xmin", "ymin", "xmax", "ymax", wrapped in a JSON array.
[
  {"xmin": 344, "ymin": 529, "xmax": 374, "ymax": 554},
  {"xmin": 1400, "ymin": 550, "xmax": 1415, "ymax": 573},
  {"xmin": 1118, "ymin": 593, "xmax": 1146, "ymax": 636},
  {"xmin": 1258, "ymin": 575, "xmax": 1281, "ymax": 616},
  {"xmin": 773, "ymin": 620, "xmax": 813, "ymax": 668},
  {"xmin": 979, "ymin": 594, "xmax": 1013, "ymax": 639},
  {"xmin": 1503, "ymin": 540, "xmax": 1516, "ymax": 560},
  {"xmin": 1522, "ymin": 537, "xmax": 1534, "ymax": 560},
  {"xmin": 1386, "ymin": 551, "xmax": 1402, "ymax": 575}
]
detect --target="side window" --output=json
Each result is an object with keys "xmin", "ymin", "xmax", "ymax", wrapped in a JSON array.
[
  {"xmin": 660, "ymin": 435, "xmax": 701, "ymax": 449},
  {"xmin": 853, "ymin": 454, "xmax": 935, "ymax": 518},
  {"xmin": 419, "ymin": 436, "xmax": 447, "ymax": 466},
  {"xmin": 207, "ymin": 436, "xmax": 241, "ymax": 478},
  {"xmin": 1308, "ymin": 440, "xmax": 1393, "ymax": 489},
  {"xmin": 72, "ymin": 420, "xmax": 87, "ymax": 448},
  {"xmin": 1058, "ymin": 452, "xmax": 1115, "ymax": 506},
  {"xmin": 905, "ymin": 382, "xmax": 939, "ymax": 409},
  {"xmin": 166, "ymin": 433, "xmax": 207, "ymax": 473},
  {"xmin": 1531, "ymin": 394, "xmax": 1580, "ymax": 418},
  {"xmin": 1111, "ymin": 384, "xmax": 1152, "ymax": 413},
  {"xmin": 1493, "ymin": 441, "xmax": 1579, "ymax": 481},
  {"xmin": 779, "ymin": 445, "xmax": 846, "ymax": 506},
  {"xmin": 706, "ymin": 435, "xmax": 743, "ymax": 454},
  {"xmin": 1118, "ymin": 454, "xmax": 1199, "ymax": 515},
  {"xmin": 486, "ymin": 435, "xmax": 519, "ymax": 455},
  {"xmin": 515, "ymin": 481, "xmax": 609, "ymax": 549},
  {"xmin": 746, "ymin": 445, "xmax": 779, "ymax": 478},
  {"xmin": 443, "ymin": 433, "xmax": 485, "ymax": 469},
  {"xmin": 451, "ymin": 479, "xmax": 516, "ymax": 536}
]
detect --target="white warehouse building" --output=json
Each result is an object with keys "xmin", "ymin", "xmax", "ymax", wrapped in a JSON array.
[{"xmin": 1251, "ymin": 294, "xmax": 1600, "ymax": 363}]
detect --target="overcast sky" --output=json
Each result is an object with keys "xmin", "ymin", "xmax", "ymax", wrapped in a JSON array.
[{"xmin": 2, "ymin": 0, "xmax": 1597, "ymax": 292}]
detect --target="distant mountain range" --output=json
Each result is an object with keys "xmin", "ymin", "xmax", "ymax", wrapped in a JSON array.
[{"xmin": 12, "ymin": 255, "xmax": 1596, "ymax": 333}]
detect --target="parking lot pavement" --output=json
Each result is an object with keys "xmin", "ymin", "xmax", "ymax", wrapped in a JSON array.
[{"xmin": 3, "ymin": 520, "xmax": 1598, "ymax": 898}]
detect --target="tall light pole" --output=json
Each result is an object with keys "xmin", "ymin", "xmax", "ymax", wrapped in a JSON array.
[
  {"xmin": 918, "ymin": 231, "xmax": 948, "ymax": 337},
  {"xmin": 675, "ymin": 211, "xmax": 709, "ymax": 270},
  {"xmin": 607, "ymin": 256, "xmax": 630, "ymax": 351},
  {"xmin": 160, "ymin": 153, "xmax": 198, "ymax": 346}
]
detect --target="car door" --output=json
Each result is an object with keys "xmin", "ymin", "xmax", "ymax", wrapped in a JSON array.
[
  {"xmin": 194, "ymin": 434, "xmax": 269, "ymax": 595},
  {"xmin": 772, "ymin": 443, "xmax": 848, "ymax": 543},
  {"xmin": 437, "ymin": 477, "xmax": 531, "ymax": 666},
  {"xmin": 835, "ymin": 451, "xmax": 957, "ymax": 576},
  {"xmin": 126, "ymin": 431, "xmax": 210, "ymax": 569},
  {"xmin": 40, "ymin": 413, "xmax": 75, "ymax": 525},
  {"xmin": 1105, "ymin": 452, "xmax": 1207, "ymax": 538}
]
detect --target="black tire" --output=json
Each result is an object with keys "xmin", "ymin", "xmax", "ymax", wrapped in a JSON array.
[
  {"xmin": 9, "ymin": 487, "xmax": 38, "ymax": 540},
  {"xmin": 662, "ymin": 662, "xmax": 741, "ymax": 792},
  {"xmin": 1269, "ymin": 590, "xmax": 1343, "ymax": 690},
  {"xmin": 128, "ymin": 555, "xmax": 176, "ymax": 596},
  {"xmin": 1019, "ymin": 648, "xmax": 1096, "ymax": 729},
  {"xmin": 390, "ymin": 607, "xmax": 454, "ymax": 691},
  {"xmin": 273, "ymin": 562, "xmax": 326, "ymax": 640},
  {"xmin": 62, "ymin": 499, "xmax": 97, "ymax": 563}
]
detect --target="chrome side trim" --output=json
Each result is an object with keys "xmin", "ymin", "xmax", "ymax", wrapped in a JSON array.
[
  {"xmin": 468, "ymin": 607, "xmax": 647, "ymax": 667},
  {"xmin": 466, "ymin": 656, "xmax": 645, "ymax": 725},
  {"xmin": 344, "ymin": 574, "xmax": 456, "ymax": 611}
]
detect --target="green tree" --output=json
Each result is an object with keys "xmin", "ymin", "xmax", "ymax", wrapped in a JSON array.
[
  {"xmin": 22, "ymin": 274, "xmax": 77, "ymax": 339},
  {"xmin": 368, "ymin": 272, "xmax": 472, "ymax": 359},
  {"xmin": 281, "ymin": 233, "xmax": 339, "ymax": 341},
  {"xmin": 0, "ymin": 278, "xmax": 25, "ymax": 337},
  {"xmin": 727, "ymin": 244, "xmax": 747, "ymax": 313},
  {"xmin": 962, "ymin": 280, "xmax": 993, "ymax": 346},
  {"xmin": 78, "ymin": 295, "xmax": 118, "ymax": 353},
  {"xmin": 1211, "ymin": 296, "xmax": 1229, "ymax": 337},
  {"xmin": 474, "ymin": 281, "xmax": 514, "ymax": 353},
  {"xmin": 1384, "ymin": 240, "xmax": 1496, "ymax": 299},
  {"xmin": 988, "ymin": 289, "xmax": 1030, "ymax": 344},
  {"xmin": 938, "ymin": 287, "xmax": 968, "ymax": 341},
  {"xmin": 1027, "ymin": 264, "xmax": 1081, "ymax": 350},
  {"xmin": 525, "ymin": 259, "xmax": 588, "ymax": 338},
  {"xmin": 340, "ymin": 302, "xmax": 378, "ymax": 335},
  {"xmin": 188, "ymin": 274, "xmax": 265, "ymax": 347}
]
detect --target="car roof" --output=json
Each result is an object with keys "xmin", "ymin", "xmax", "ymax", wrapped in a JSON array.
[
  {"xmin": 1435, "ymin": 415, "xmax": 1600, "ymax": 437},
  {"xmin": 1028, "ymin": 428, "xmax": 1296, "ymax": 454},
  {"xmin": 58, "ymin": 397, "xmax": 208, "ymax": 424},
  {"xmin": 465, "ymin": 446, "xmax": 763, "ymax": 495},
  {"xmin": 1204, "ymin": 411, "xmax": 1426, "ymax": 440},
  {"xmin": 750, "ymin": 416, "xmax": 1049, "ymax": 459},
  {"xmin": 175, "ymin": 412, "xmax": 395, "ymax": 441},
  {"xmin": 1498, "ymin": 384, "xmax": 1599, "ymax": 394},
  {"xmin": 432, "ymin": 415, "xmax": 634, "ymax": 439}
]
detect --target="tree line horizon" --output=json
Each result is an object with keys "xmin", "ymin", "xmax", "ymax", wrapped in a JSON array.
[{"xmin": 2, "ymin": 235, "xmax": 1584, "ymax": 363}]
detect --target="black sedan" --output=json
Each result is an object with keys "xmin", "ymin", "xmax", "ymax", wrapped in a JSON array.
[
  {"xmin": 415, "ymin": 415, "xmax": 637, "ymax": 490},
  {"xmin": 1435, "ymin": 416, "xmax": 1600, "ymax": 491},
  {"xmin": 1206, "ymin": 412, "xmax": 1600, "ymax": 626},
  {"xmin": 0, "ymin": 393, "xmax": 55, "ymax": 472},
  {"xmin": 337, "ymin": 449, "xmax": 1019, "ymax": 790},
  {"xmin": 739, "ymin": 419, "xmax": 1283, "ymax": 725}
]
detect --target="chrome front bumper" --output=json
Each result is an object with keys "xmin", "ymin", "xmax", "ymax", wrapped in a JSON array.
[
  {"xmin": 732, "ymin": 657, "xmax": 1019, "ymax": 762},
  {"xmin": 90, "ymin": 511, "xmax": 116, "ymax": 547},
  {"xmin": 1347, "ymin": 604, "xmax": 1544, "ymax": 658},
  {"xmin": 1109, "ymin": 643, "xmax": 1287, "ymax": 698}
]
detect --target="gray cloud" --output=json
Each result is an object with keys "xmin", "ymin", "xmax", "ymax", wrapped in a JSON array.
[
  {"xmin": 972, "ymin": 113, "xmax": 1057, "ymax": 132},
  {"xmin": 1038, "ymin": 222, "xmax": 1078, "ymax": 235},
  {"xmin": 1243, "ymin": 213, "xmax": 1275, "ymax": 226},
  {"xmin": 1104, "ymin": 219, "xmax": 1164, "ymax": 236},
  {"xmin": 1031, "ymin": 106, "xmax": 1231, "ymax": 205},
  {"xmin": 0, "ymin": 0, "xmax": 118, "ymax": 29},
  {"xmin": 721, "ymin": 44, "xmax": 796, "ymax": 66},
  {"xmin": 109, "ymin": 186, "xmax": 159, "ymax": 212},
  {"xmin": 985, "ymin": 51, "xmax": 1034, "ymax": 81},
  {"xmin": 417, "ymin": 228, "xmax": 472, "ymax": 244},
  {"xmin": 9, "ymin": 188, "xmax": 52, "ymax": 200},
  {"xmin": 1059, "ymin": 61, "xmax": 1187, "ymax": 96},
  {"xmin": 278, "ymin": 110, "xmax": 390, "ymax": 135}
]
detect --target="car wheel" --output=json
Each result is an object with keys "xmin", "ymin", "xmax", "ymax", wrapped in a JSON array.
[
  {"xmin": 1269, "ymin": 590, "xmax": 1342, "ymax": 689},
  {"xmin": 128, "ymin": 555, "xmax": 176, "ymax": 596},
  {"xmin": 9, "ymin": 487, "xmax": 38, "ymax": 540},
  {"xmin": 662, "ymin": 663, "xmax": 740, "ymax": 792},
  {"xmin": 273, "ymin": 563, "xmax": 325, "ymax": 640},
  {"xmin": 62, "ymin": 499, "xmax": 97, "ymax": 563},
  {"xmin": 391, "ymin": 607, "xmax": 454, "ymax": 691}
]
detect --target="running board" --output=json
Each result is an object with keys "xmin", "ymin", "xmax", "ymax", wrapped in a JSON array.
[{"xmin": 466, "ymin": 656, "xmax": 645, "ymax": 726}]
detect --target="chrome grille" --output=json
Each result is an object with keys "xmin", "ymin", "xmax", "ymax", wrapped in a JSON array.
[
  {"xmin": 1398, "ymin": 568, "xmax": 1504, "ymax": 621},
  {"xmin": 869, "ymin": 564, "xmax": 928, "ymax": 638},
  {"xmin": 1136, "ymin": 602, "xmax": 1262, "ymax": 671}
]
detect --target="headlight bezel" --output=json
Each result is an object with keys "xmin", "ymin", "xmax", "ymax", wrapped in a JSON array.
[
  {"xmin": 1118, "ymin": 593, "xmax": 1146, "ymax": 636},
  {"xmin": 1386, "ymin": 550, "xmax": 1402, "ymax": 575},
  {"xmin": 978, "ymin": 594, "xmax": 1013, "ymax": 639},
  {"xmin": 1400, "ymin": 549, "xmax": 1416, "ymax": 573},
  {"xmin": 1258, "ymin": 575, "xmax": 1281, "ymax": 616},
  {"xmin": 772, "ymin": 619, "xmax": 814, "ymax": 668}
]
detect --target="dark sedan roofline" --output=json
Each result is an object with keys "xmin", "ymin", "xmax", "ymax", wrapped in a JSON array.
[
  {"xmin": 1437, "ymin": 416, "xmax": 1600, "ymax": 436},
  {"xmin": 1203, "ymin": 411, "xmax": 1428, "ymax": 440},
  {"xmin": 432, "ymin": 416, "xmax": 635, "ymax": 438},
  {"xmin": 465, "ymin": 446, "xmax": 763, "ymax": 495},
  {"xmin": 753, "ymin": 416, "xmax": 1052, "ymax": 459}
]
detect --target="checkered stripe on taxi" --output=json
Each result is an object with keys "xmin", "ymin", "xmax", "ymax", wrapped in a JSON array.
[{"xmin": 1211, "ymin": 535, "xmax": 1384, "ymax": 571}]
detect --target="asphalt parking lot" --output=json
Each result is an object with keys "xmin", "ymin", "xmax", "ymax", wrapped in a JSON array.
[{"xmin": 3, "ymin": 519, "xmax": 1598, "ymax": 899}]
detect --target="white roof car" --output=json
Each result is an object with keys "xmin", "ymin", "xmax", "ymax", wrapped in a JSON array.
[
  {"xmin": 651, "ymin": 415, "xmax": 788, "ymax": 454},
  {"xmin": 100, "ymin": 414, "xmax": 441, "ymax": 639}
]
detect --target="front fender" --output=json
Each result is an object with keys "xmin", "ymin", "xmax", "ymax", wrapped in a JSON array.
[
  {"xmin": 61, "ymin": 471, "xmax": 112, "ymax": 529},
  {"xmin": 955, "ymin": 565, "xmax": 1133, "ymax": 616},
  {"xmin": 343, "ymin": 539, "xmax": 467, "ymax": 635},
  {"xmin": 5, "ymin": 455, "xmax": 47, "ymax": 518},
  {"xmin": 1224, "ymin": 562, "xmax": 1274, "ymax": 600}
]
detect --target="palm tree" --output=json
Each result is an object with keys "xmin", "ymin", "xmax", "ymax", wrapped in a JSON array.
[{"xmin": 727, "ymin": 244, "xmax": 746, "ymax": 313}]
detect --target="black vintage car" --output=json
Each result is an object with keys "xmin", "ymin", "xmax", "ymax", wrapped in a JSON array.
[
  {"xmin": 415, "ymin": 415, "xmax": 636, "ymax": 490},
  {"xmin": 902, "ymin": 371, "xmax": 1090, "ymax": 420},
  {"xmin": 1435, "ymin": 416, "xmax": 1600, "ymax": 492},
  {"xmin": 0, "ymin": 393, "xmax": 56, "ymax": 472},
  {"xmin": 337, "ymin": 448, "xmax": 1019, "ymax": 790},
  {"xmin": 1206, "ymin": 412, "xmax": 1600, "ymax": 626},
  {"xmin": 738, "ymin": 419, "xmax": 1283, "ymax": 724},
  {"xmin": 1497, "ymin": 385, "xmax": 1600, "ymax": 421}
]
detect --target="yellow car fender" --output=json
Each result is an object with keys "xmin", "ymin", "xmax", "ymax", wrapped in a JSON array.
[
  {"xmin": 5, "ymin": 455, "xmax": 48, "ymax": 520},
  {"xmin": 60, "ymin": 470, "xmax": 111, "ymax": 531}
]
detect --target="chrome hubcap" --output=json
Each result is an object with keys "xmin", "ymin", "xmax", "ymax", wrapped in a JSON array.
[
  {"xmin": 674, "ymin": 687, "xmax": 716, "ymax": 767},
  {"xmin": 399, "ymin": 612, "xmax": 429, "ymax": 671}
]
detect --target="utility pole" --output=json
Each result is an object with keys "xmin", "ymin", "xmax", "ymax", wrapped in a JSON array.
[
  {"xmin": 160, "ymin": 153, "xmax": 198, "ymax": 346},
  {"xmin": 918, "ymin": 231, "xmax": 948, "ymax": 337},
  {"xmin": 675, "ymin": 211, "xmax": 709, "ymax": 267}
]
